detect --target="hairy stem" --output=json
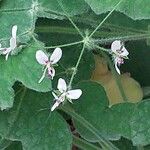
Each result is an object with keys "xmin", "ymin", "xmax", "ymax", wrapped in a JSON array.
[
  {"xmin": 68, "ymin": 43, "xmax": 85, "ymax": 88},
  {"xmin": 73, "ymin": 135, "xmax": 102, "ymax": 150},
  {"xmin": 56, "ymin": 0, "xmax": 84, "ymax": 38},
  {"xmin": 89, "ymin": 0, "xmax": 123, "ymax": 38}
]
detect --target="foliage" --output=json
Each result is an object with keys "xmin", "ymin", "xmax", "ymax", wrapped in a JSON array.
[{"xmin": 0, "ymin": 0, "xmax": 150, "ymax": 149}]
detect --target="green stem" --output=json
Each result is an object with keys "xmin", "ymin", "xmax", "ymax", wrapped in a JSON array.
[
  {"xmin": 56, "ymin": 0, "xmax": 84, "ymax": 38},
  {"xmin": 95, "ymin": 46, "xmax": 109, "ymax": 53},
  {"xmin": 94, "ymin": 33, "xmax": 150, "ymax": 44},
  {"xmin": 74, "ymin": 16, "xmax": 147, "ymax": 35},
  {"xmin": 97, "ymin": 48, "xmax": 128, "ymax": 102},
  {"xmin": 45, "ymin": 40, "xmax": 83, "ymax": 49},
  {"xmin": 73, "ymin": 135, "xmax": 102, "ymax": 150},
  {"xmin": 61, "ymin": 106, "xmax": 119, "ymax": 150},
  {"xmin": 89, "ymin": 0, "xmax": 123, "ymax": 38},
  {"xmin": 35, "ymin": 25, "xmax": 150, "ymax": 44},
  {"xmin": 68, "ymin": 43, "xmax": 85, "ymax": 88}
]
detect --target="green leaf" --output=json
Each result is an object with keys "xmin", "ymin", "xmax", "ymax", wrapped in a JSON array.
[
  {"xmin": 130, "ymin": 99, "xmax": 150, "ymax": 146},
  {"xmin": 74, "ymin": 82, "xmax": 134, "ymax": 142},
  {"xmin": 0, "ymin": 0, "xmax": 88, "ymax": 52},
  {"xmin": 72, "ymin": 81, "xmax": 150, "ymax": 146},
  {"xmin": 0, "ymin": 41, "xmax": 51, "ymax": 110},
  {"xmin": 38, "ymin": 0, "xmax": 89, "ymax": 19},
  {"xmin": 0, "ymin": 0, "xmax": 36, "ymax": 47},
  {"xmin": 0, "ymin": 88, "xmax": 72, "ymax": 150},
  {"xmin": 72, "ymin": 81, "xmax": 119, "ymax": 142},
  {"xmin": 84, "ymin": 0, "xmax": 150, "ymax": 20}
]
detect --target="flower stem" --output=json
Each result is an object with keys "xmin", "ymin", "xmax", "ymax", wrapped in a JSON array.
[
  {"xmin": 45, "ymin": 40, "xmax": 83, "ymax": 49},
  {"xmin": 89, "ymin": 0, "xmax": 123, "ymax": 38},
  {"xmin": 68, "ymin": 43, "xmax": 85, "ymax": 88},
  {"xmin": 73, "ymin": 135, "xmax": 102, "ymax": 150},
  {"xmin": 56, "ymin": 0, "xmax": 84, "ymax": 38}
]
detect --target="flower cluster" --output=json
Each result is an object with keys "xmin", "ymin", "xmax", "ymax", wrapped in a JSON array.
[
  {"xmin": 0, "ymin": 25, "xmax": 17, "ymax": 60},
  {"xmin": 1, "ymin": 25, "xmax": 129, "ymax": 112},
  {"xmin": 110, "ymin": 40, "xmax": 129, "ymax": 74},
  {"xmin": 36, "ymin": 48, "xmax": 82, "ymax": 111}
]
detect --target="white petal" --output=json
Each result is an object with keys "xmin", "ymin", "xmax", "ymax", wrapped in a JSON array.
[
  {"xmin": 9, "ymin": 37, "xmax": 16, "ymax": 50},
  {"xmin": 50, "ymin": 47, "xmax": 62, "ymax": 64},
  {"xmin": 51, "ymin": 101, "xmax": 61, "ymax": 111},
  {"xmin": 48, "ymin": 67, "xmax": 55, "ymax": 79},
  {"xmin": 114, "ymin": 61, "xmax": 120, "ymax": 74},
  {"xmin": 36, "ymin": 50, "xmax": 49, "ymax": 65},
  {"xmin": 0, "ymin": 47, "xmax": 6, "ymax": 51},
  {"xmin": 52, "ymin": 92, "xmax": 59, "ymax": 99},
  {"xmin": 5, "ymin": 52, "xmax": 10, "ymax": 61},
  {"xmin": 57, "ymin": 78, "xmax": 67, "ymax": 93},
  {"xmin": 67, "ymin": 89, "xmax": 82, "ymax": 100},
  {"xmin": 2, "ymin": 48, "xmax": 11, "ymax": 55},
  {"xmin": 111, "ymin": 40, "xmax": 122, "ymax": 53},
  {"xmin": 12, "ymin": 25, "xmax": 17, "ymax": 39},
  {"xmin": 119, "ymin": 47, "xmax": 129, "ymax": 57}
]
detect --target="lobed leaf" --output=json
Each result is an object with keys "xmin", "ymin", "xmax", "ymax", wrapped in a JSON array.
[
  {"xmin": 73, "ymin": 81, "xmax": 150, "ymax": 146},
  {"xmin": 84, "ymin": 0, "xmax": 150, "ymax": 20},
  {"xmin": 0, "ymin": 88, "xmax": 72, "ymax": 150},
  {"xmin": 0, "ymin": 41, "xmax": 51, "ymax": 109}
]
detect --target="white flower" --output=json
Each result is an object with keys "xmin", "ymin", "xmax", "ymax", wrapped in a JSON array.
[
  {"xmin": 36, "ymin": 48, "xmax": 62, "ymax": 83},
  {"xmin": 51, "ymin": 78, "xmax": 82, "ymax": 111},
  {"xmin": 0, "ymin": 25, "xmax": 17, "ymax": 60},
  {"xmin": 111, "ymin": 40, "xmax": 129, "ymax": 74}
]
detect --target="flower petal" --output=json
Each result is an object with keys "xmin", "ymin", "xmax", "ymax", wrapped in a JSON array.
[
  {"xmin": 67, "ymin": 89, "xmax": 82, "ymax": 100},
  {"xmin": 114, "ymin": 60, "xmax": 121, "ymax": 74},
  {"xmin": 36, "ymin": 50, "xmax": 49, "ymax": 65},
  {"xmin": 50, "ymin": 47, "xmax": 62, "ymax": 64},
  {"xmin": 12, "ymin": 25, "xmax": 17, "ymax": 39},
  {"xmin": 2, "ymin": 48, "xmax": 11, "ymax": 55},
  {"xmin": 57, "ymin": 78, "xmax": 67, "ymax": 93},
  {"xmin": 9, "ymin": 37, "xmax": 16, "ymax": 50},
  {"xmin": 111, "ymin": 40, "xmax": 122, "ymax": 53},
  {"xmin": 119, "ymin": 47, "xmax": 129, "ymax": 57},
  {"xmin": 51, "ymin": 101, "xmax": 61, "ymax": 111},
  {"xmin": 5, "ymin": 52, "xmax": 10, "ymax": 61},
  {"xmin": 52, "ymin": 92, "xmax": 59, "ymax": 99}
]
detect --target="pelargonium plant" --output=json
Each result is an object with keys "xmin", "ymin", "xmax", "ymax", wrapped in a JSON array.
[{"xmin": 0, "ymin": 0, "xmax": 149, "ymax": 150}]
